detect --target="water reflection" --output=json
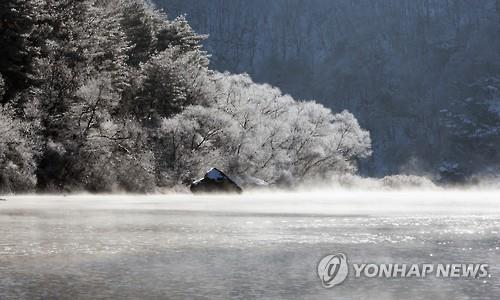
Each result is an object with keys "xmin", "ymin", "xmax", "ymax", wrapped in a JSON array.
[{"xmin": 0, "ymin": 193, "xmax": 499, "ymax": 299}]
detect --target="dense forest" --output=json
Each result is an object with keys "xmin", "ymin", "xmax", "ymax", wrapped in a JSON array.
[
  {"xmin": 0, "ymin": 0, "xmax": 372, "ymax": 193},
  {"xmin": 157, "ymin": 0, "xmax": 500, "ymax": 181}
]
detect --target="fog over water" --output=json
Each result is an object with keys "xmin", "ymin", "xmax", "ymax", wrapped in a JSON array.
[{"xmin": 1, "ymin": 191, "xmax": 499, "ymax": 299}]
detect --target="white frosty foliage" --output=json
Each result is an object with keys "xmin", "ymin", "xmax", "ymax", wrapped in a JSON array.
[
  {"xmin": 158, "ymin": 72, "xmax": 372, "ymax": 185},
  {"xmin": 0, "ymin": 105, "xmax": 38, "ymax": 192}
]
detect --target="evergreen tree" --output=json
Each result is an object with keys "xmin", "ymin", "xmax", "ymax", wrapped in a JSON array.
[
  {"xmin": 0, "ymin": 0, "xmax": 38, "ymax": 102},
  {"xmin": 120, "ymin": 0, "xmax": 162, "ymax": 66},
  {"xmin": 0, "ymin": 0, "xmax": 374, "ymax": 192},
  {"xmin": 156, "ymin": 15, "xmax": 207, "ymax": 56},
  {"xmin": 133, "ymin": 48, "xmax": 210, "ymax": 125},
  {"xmin": 28, "ymin": 0, "xmax": 147, "ymax": 191}
]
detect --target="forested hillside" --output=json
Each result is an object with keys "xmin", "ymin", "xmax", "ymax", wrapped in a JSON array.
[
  {"xmin": 156, "ymin": 0, "xmax": 500, "ymax": 180},
  {"xmin": 0, "ymin": 0, "xmax": 370, "ymax": 193}
]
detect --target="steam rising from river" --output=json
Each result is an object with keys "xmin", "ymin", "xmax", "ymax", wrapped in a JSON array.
[
  {"xmin": 1, "ymin": 190, "xmax": 499, "ymax": 299},
  {"xmin": 3, "ymin": 189, "xmax": 500, "ymax": 216}
]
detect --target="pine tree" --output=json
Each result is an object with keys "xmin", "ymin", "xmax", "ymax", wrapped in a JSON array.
[
  {"xmin": 0, "ymin": 0, "xmax": 38, "ymax": 102},
  {"xmin": 27, "ymin": 0, "xmax": 139, "ymax": 191},
  {"xmin": 133, "ymin": 47, "xmax": 212, "ymax": 126},
  {"xmin": 156, "ymin": 15, "xmax": 208, "ymax": 56},
  {"xmin": 120, "ymin": 0, "xmax": 162, "ymax": 66}
]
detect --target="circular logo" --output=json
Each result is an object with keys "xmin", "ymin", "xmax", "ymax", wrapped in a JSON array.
[{"xmin": 317, "ymin": 253, "xmax": 349, "ymax": 288}]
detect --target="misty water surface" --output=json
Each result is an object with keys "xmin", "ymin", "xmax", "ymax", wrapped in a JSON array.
[{"xmin": 0, "ymin": 191, "xmax": 499, "ymax": 299}]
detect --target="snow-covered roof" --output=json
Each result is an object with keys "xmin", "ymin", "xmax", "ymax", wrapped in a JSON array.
[{"xmin": 205, "ymin": 168, "xmax": 225, "ymax": 181}]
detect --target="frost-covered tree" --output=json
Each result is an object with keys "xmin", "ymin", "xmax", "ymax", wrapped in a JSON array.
[
  {"xmin": 120, "ymin": 2, "xmax": 211, "ymax": 126},
  {"xmin": 156, "ymin": 0, "xmax": 500, "ymax": 179},
  {"xmin": 213, "ymin": 73, "xmax": 371, "ymax": 184},
  {"xmin": 23, "ymin": 0, "xmax": 156, "ymax": 192},
  {"xmin": 66, "ymin": 77, "xmax": 156, "ymax": 192},
  {"xmin": 84, "ymin": 1, "xmax": 131, "ymax": 91},
  {"xmin": 0, "ymin": 105, "xmax": 37, "ymax": 193},
  {"xmin": 0, "ymin": 0, "xmax": 373, "ymax": 192},
  {"xmin": 132, "ymin": 48, "xmax": 211, "ymax": 125},
  {"xmin": 157, "ymin": 72, "xmax": 371, "ymax": 186},
  {"xmin": 157, "ymin": 105, "xmax": 238, "ymax": 184},
  {"xmin": 120, "ymin": 0, "xmax": 208, "ymax": 66},
  {"xmin": 120, "ymin": 0, "xmax": 162, "ymax": 66},
  {"xmin": 156, "ymin": 15, "xmax": 208, "ymax": 57}
]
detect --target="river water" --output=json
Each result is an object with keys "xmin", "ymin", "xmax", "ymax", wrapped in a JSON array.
[{"xmin": 0, "ymin": 191, "xmax": 499, "ymax": 299}]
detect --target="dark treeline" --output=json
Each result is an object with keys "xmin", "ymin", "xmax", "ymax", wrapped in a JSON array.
[
  {"xmin": 157, "ymin": 0, "xmax": 500, "ymax": 181},
  {"xmin": 0, "ymin": 0, "xmax": 371, "ymax": 193}
]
